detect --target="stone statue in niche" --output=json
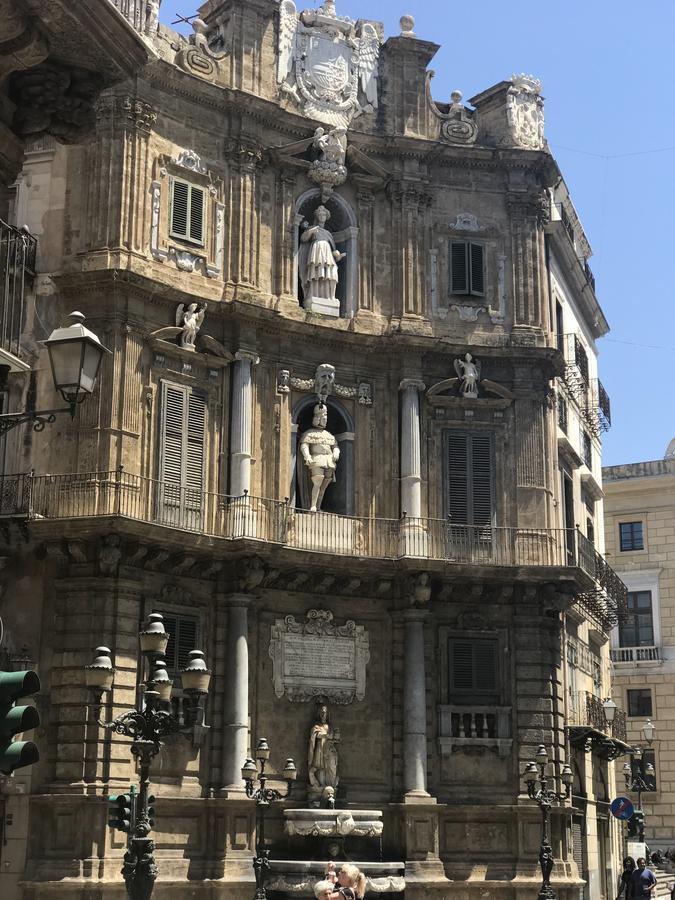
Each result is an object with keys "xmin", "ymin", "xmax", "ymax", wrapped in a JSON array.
[
  {"xmin": 454, "ymin": 352, "xmax": 481, "ymax": 399},
  {"xmin": 308, "ymin": 700, "xmax": 340, "ymax": 808},
  {"xmin": 299, "ymin": 403, "xmax": 340, "ymax": 512},
  {"xmin": 299, "ymin": 206, "xmax": 345, "ymax": 315},
  {"xmin": 175, "ymin": 302, "xmax": 207, "ymax": 350}
]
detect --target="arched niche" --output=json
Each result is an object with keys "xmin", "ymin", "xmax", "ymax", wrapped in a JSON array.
[
  {"xmin": 290, "ymin": 396, "xmax": 354, "ymax": 516},
  {"xmin": 294, "ymin": 189, "xmax": 359, "ymax": 318}
]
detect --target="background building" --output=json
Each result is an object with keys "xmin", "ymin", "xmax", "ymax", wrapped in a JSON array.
[
  {"xmin": 604, "ymin": 447, "xmax": 675, "ymax": 851},
  {"xmin": 0, "ymin": 0, "xmax": 628, "ymax": 897}
]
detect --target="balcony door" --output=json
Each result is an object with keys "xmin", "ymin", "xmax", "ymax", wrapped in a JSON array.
[
  {"xmin": 618, "ymin": 590, "xmax": 654, "ymax": 648},
  {"xmin": 443, "ymin": 429, "xmax": 494, "ymax": 561},
  {"xmin": 157, "ymin": 381, "xmax": 206, "ymax": 531}
]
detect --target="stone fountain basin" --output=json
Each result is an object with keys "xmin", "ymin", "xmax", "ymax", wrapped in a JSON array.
[
  {"xmin": 268, "ymin": 859, "xmax": 405, "ymax": 895},
  {"xmin": 284, "ymin": 808, "xmax": 384, "ymax": 837}
]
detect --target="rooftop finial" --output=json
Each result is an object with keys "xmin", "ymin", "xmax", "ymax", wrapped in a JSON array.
[{"xmin": 399, "ymin": 15, "xmax": 415, "ymax": 37}]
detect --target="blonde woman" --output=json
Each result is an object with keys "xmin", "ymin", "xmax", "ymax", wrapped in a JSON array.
[{"xmin": 324, "ymin": 862, "xmax": 367, "ymax": 899}]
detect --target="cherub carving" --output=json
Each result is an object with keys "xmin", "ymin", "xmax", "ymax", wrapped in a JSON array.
[
  {"xmin": 454, "ymin": 352, "xmax": 481, "ymax": 399},
  {"xmin": 175, "ymin": 302, "xmax": 207, "ymax": 350}
]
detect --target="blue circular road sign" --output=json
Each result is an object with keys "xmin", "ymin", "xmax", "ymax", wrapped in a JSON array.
[{"xmin": 611, "ymin": 797, "xmax": 635, "ymax": 820}]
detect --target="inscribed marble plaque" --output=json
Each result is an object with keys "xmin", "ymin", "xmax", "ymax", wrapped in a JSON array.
[{"xmin": 269, "ymin": 609, "xmax": 370, "ymax": 704}]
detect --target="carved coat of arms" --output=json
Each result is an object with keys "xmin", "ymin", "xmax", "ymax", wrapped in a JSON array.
[
  {"xmin": 277, "ymin": 0, "xmax": 380, "ymax": 128},
  {"xmin": 506, "ymin": 74, "xmax": 545, "ymax": 150}
]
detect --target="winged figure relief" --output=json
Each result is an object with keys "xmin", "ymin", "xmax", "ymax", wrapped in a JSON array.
[
  {"xmin": 358, "ymin": 23, "xmax": 379, "ymax": 110},
  {"xmin": 175, "ymin": 302, "xmax": 207, "ymax": 351},
  {"xmin": 277, "ymin": 0, "xmax": 298, "ymax": 86}
]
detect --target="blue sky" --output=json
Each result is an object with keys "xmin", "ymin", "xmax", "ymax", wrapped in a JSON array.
[{"xmin": 160, "ymin": 0, "xmax": 675, "ymax": 467}]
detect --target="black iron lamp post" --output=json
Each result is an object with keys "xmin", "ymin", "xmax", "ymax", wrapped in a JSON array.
[
  {"xmin": 242, "ymin": 739, "xmax": 297, "ymax": 900},
  {"xmin": 623, "ymin": 719, "xmax": 656, "ymax": 843},
  {"xmin": 0, "ymin": 311, "xmax": 110, "ymax": 436},
  {"xmin": 84, "ymin": 613, "xmax": 211, "ymax": 900},
  {"xmin": 523, "ymin": 744, "xmax": 573, "ymax": 900}
]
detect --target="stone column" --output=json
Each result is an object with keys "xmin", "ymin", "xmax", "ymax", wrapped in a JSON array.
[
  {"xmin": 403, "ymin": 608, "xmax": 430, "ymax": 797},
  {"xmin": 222, "ymin": 594, "xmax": 250, "ymax": 792},
  {"xmin": 230, "ymin": 350, "xmax": 259, "ymax": 497},
  {"xmin": 399, "ymin": 379, "xmax": 425, "ymax": 518}
]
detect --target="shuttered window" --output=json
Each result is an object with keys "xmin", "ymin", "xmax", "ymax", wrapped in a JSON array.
[
  {"xmin": 445, "ymin": 430, "xmax": 494, "ymax": 526},
  {"xmin": 160, "ymin": 612, "xmax": 199, "ymax": 677},
  {"xmin": 449, "ymin": 240, "xmax": 485, "ymax": 297},
  {"xmin": 170, "ymin": 177, "xmax": 205, "ymax": 245},
  {"xmin": 449, "ymin": 639, "xmax": 498, "ymax": 694},
  {"xmin": 157, "ymin": 382, "xmax": 207, "ymax": 529}
]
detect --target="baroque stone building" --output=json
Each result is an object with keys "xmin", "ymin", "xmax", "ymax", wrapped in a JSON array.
[
  {"xmin": 0, "ymin": 0, "xmax": 629, "ymax": 897},
  {"xmin": 604, "ymin": 448, "xmax": 675, "ymax": 852}
]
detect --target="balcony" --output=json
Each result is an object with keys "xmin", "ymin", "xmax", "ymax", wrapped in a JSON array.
[
  {"xmin": 611, "ymin": 646, "xmax": 661, "ymax": 666},
  {"xmin": 438, "ymin": 705, "xmax": 512, "ymax": 758},
  {"xmin": 0, "ymin": 470, "xmax": 627, "ymax": 620},
  {"xmin": 0, "ymin": 220, "xmax": 36, "ymax": 368},
  {"xmin": 567, "ymin": 691, "xmax": 630, "ymax": 759},
  {"xmin": 108, "ymin": 0, "xmax": 145, "ymax": 32}
]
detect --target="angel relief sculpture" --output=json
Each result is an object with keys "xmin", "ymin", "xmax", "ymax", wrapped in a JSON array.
[
  {"xmin": 454, "ymin": 352, "xmax": 481, "ymax": 399},
  {"xmin": 176, "ymin": 302, "xmax": 207, "ymax": 350},
  {"xmin": 277, "ymin": 0, "xmax": 380, "ymax": 128}
]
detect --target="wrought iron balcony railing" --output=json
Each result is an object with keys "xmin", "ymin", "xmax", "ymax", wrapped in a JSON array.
[
  {"xmin": 568, "ymin": 690, "xmax": 628, "ymax": 743},
  {"xmin": 584, "ymin": 259, "xmax": 596, "ymax": 293},
  {"xmin": 0, "ymin": 470, "xmax": 627, "ymax": 626},
  {"xmin": 108, "ymin": 0, "xmax": 145, "ymax": 32},
  {"xmin": 0, "ymin": 220, "xmax": 36, "ymax": 363}
]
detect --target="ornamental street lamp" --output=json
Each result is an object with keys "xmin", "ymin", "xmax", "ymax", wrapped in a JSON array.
[
  {"xmin": 0, "ymin": 311, "xmax": 109, "ymax": 436},
  {"xmin": 523, "ymin": 744, "xmax": 573, "ymax": 900},
  {"xmin": 623, "ymin": 720, "xmax": 657, "ymax": 844},
  {"xmin": 84, "ymin": 613, "xmax": 211, "ymax": 900},
  {"xmin": 242, "ymin": 739, "xmax": 297, "ymax": 900}
]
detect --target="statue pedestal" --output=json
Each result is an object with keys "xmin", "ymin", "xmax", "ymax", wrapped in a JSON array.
[
  {"xmin": 303, "ymin": 294, "xmax": 340, "ymax": 317},
  {"xmin": 286, "ymin": 510, "xmax": 363, "ymax": 554},
  {"xmin": 284, "ymin": 808, "xmax": 384, "ymax": 839},
  {"xmin": 267, "ymin": 859, "xmax": 405, "ymax": 896}
]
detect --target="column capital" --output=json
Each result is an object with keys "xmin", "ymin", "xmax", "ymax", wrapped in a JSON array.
[
  {"xmin": 401, "ymin": 607, "xmax": 431, "ymax": 624},
  {"xmin": 399, "ymin": 378, "xmax": 426, "ymax": 393},
  {"xmin": 235, "ymin": 349, "xmax": 260, "ymax": 365},
  {"xmin": 221, "ymin": 593, "xmax": 253, "ymax": 609}
]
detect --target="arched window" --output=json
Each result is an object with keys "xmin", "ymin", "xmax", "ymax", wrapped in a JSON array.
[
  {"xmin": 294, "ymin": 190, "xmax": 358, "ymax": 318},
  {"xmin": 290, "ymin": 396, "xmax": 354, "ymax": 516}
]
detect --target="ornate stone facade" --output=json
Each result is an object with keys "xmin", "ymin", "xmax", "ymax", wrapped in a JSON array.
[{"xmin": 0, "ymin": 2, "xmax": 626, "ymax": 899}]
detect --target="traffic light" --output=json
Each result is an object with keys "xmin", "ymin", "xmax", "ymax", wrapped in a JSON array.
[
  {"xmin": 108, "ymin": 792, "xmax": 135, "ymax": 834},
  {"xmin": 147, "ymin": 794, "xmax": 156, "ymax": 827},
  {"xmin": 627, "ymin": 810, "xmax": 644, "ymax": 839},
  {"xmin": 0, "ymin": 670, "xmax": 40, "ymax": 775}
]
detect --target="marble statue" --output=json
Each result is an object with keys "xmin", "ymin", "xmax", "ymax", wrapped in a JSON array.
[
  {"xmin": 145, "ymin": 0, "xmax": 160, "ymax": 37},
  {"xmin": 299, "ymin": 206, "xmax": 345, "ymax": 312},
  {"xmin": 299, "ymin": 403, "xmax": 339, "ymax": 512},
  {"xmin": 175, "ymin": 302, "xmax": 207, "ymax": 350},
  {"xmin": 308, "ymin": 701, "xmax": 340, "ymax": 808},
  {"xmin": 454, "ymin": 352, "xmax": 481, "ymax": 399}
]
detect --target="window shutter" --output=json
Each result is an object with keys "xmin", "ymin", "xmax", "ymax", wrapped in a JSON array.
[
  {"xmin": 451, "ymin": 640, "xmax": 474, "ymax": 690},
  {"xmin": 469, "ymin": 242, "xmax": 485, "ymax": 296},
  {"xmin": 447, "ymin": 430, "xmax": 469, "ymax": 524},
  {"xmin": 189, "ymin": 186, "xmax": 205, "ymax": 244},
  {"xmin": 450, "ymin": 241, "xmax": 469, "ymax": 294},
  {"xmin": 171, "ymin": 180, "xmax": 189, "ymax": 238},
  {"xmin": 471, "ymin": 434, "xmax": 493, "ymax": 526},
  {"xmin": 158, "ymin": 382, "xmax": 206, "ymax": 527},
  {"xmin": 474, "ymin": 640, "xmax": 497, "ymax": 691},
  {"xmin": 162, "ymin": 612, "xmax": 199, "ymax": 676},
  {"xmin": 446, "ymin": 431, "xmax": 494, "ymax": 526}
]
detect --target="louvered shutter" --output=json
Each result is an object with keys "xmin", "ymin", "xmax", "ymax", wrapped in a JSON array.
[
  {"xmin": 571, "ymin": 818, "xmax": 585, "ymax": 875},
  {"xmin": 469, "ymin": 242, "xmax": 485, "ymax": 296},
  {"xmin": 446, "ymin": 431, "xmax": 494, "ymax": 526},
  {"xmin": 447, "ymin": 431, "xmax": 469, "ymax": 523},
  {"xmin": 162, "ymin": 612, "xmax": 199, "ymax": 676},
  {"xmin": 450, "ymin": 241, "xmax": 469, "ymax": 294},
  {"xmin": 450, "ymin": 639, "xmax": 497, "ymax": 694},
  {"xmin": 170, "ymin": 179, "xmax": 189, "ymax": 238},
  {"xmin": 189, "ymin": 186, "xmax": 205, "ymax": 244},
  {"xmin": 158, "ymin": 382, "xmax": 206, "ymax": 529}
]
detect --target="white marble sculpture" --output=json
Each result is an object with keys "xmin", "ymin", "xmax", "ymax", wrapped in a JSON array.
[
  {"xmin": 454, "ymin": 352, "xmax": 481, "ymax": 398},
  {"xmin": 175, "ymin": 302, "xmax": 207, "ymax": 350},
  {"xmin": 308, "ymin": 701, "xmax": 340, "ymax": 808},
  {"xmin": 299, "ymin": 403, "xmax": 339, "ymax": 512},
  {"xmin": 299, "ymin": 206, "xmax": 345, "ymax": 316},
  {"xmin": 277, "ymin": 0, "xmax": 380, "ymax": 127}
]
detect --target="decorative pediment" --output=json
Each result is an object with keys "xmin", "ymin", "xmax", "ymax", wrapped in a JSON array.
[{"xmin": 427, "ymin": 377, "xmax": 514, "ymax": 402}]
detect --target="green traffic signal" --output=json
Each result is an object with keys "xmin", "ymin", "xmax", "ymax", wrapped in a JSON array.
[
  {"xmin": 0, "ymin": 670, "xmax": 41, "ymax": 776},
  {"xmin": 147, "ymin": 794, "xmax": 156, "ymax": 827},
  {"xmin": 108, "ymin": 793, "xmax": 134, "ymax": 833}
]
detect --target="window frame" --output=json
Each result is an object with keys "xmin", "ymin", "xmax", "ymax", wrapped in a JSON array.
[
  {"xmin": 619, "ymin": 521, "xmax": 644, "ymax": 552},
  {"xmin": 618, "ymin": 590, "xmax": 655, "ymax": 648},
  {"xmin": 626, "ymin": 688, "xmax": 653, "ymax": 719},
  {"xmin": 169, "ymin": 175, "xmax": 206, "ymax": 247},
  {"xmin": 448, "ymin": 637, "xmax": 499, "ymax": 700},
  {"xmin": 448, "ymin": 238, "xmax": 486, "ymax": 299}
]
